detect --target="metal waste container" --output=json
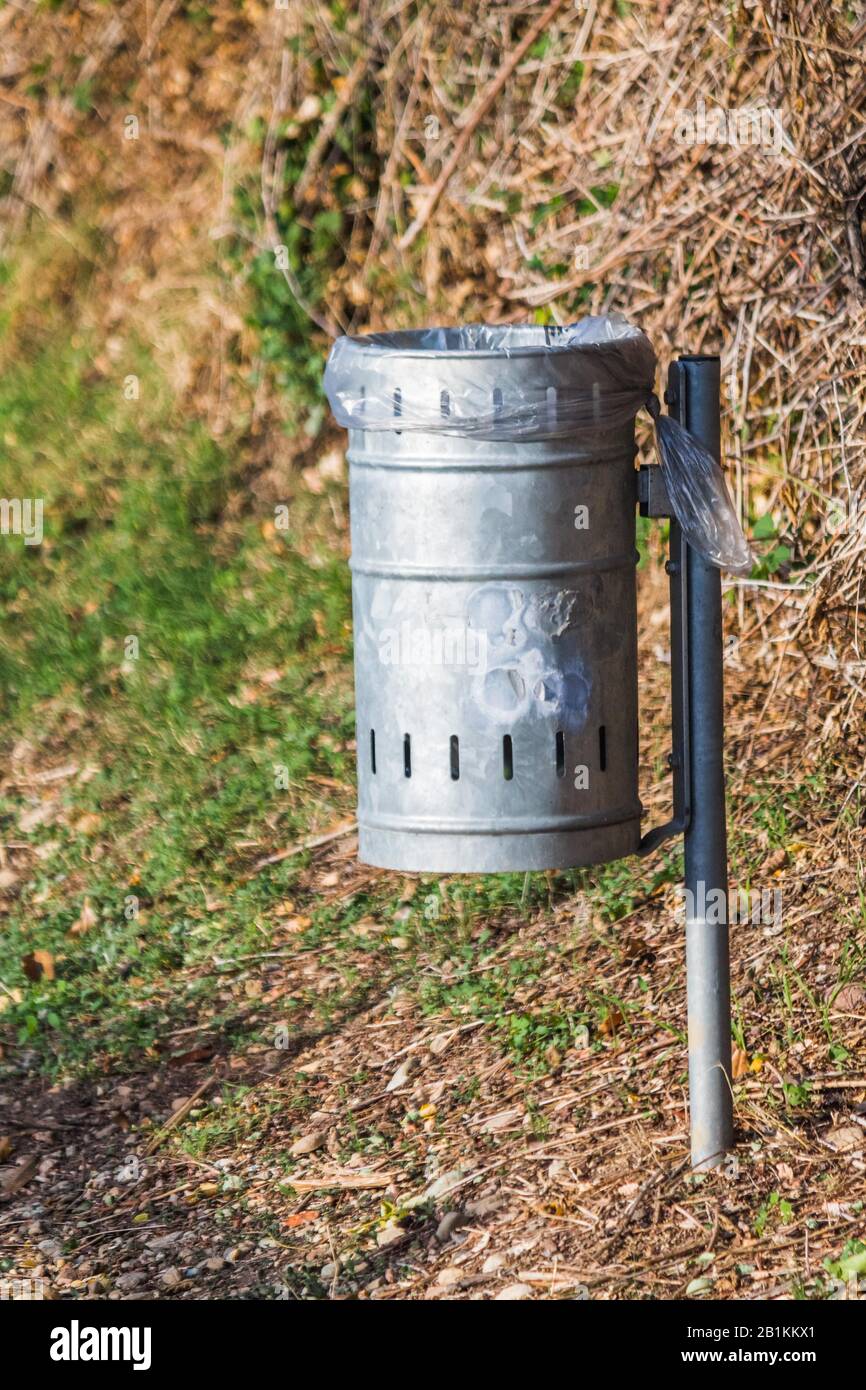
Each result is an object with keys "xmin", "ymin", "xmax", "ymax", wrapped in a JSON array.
[{"xmin": 327, "ymin": 322, "xmax": 657, "ymax": 873}]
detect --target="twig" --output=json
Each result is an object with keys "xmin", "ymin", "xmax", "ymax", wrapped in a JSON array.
[
  {"xmin": 397, "ymin": 0, "xmax": 572, "ymax": 250},
  {"xmin": 143, "ymin": 1075, "xmax": 216, "ymax": 1157},
  {"xmin": 247, "ymin": 820, "xmax": 357, "ymax": 875}
]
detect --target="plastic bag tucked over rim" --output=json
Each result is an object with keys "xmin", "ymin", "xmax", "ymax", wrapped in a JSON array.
[
  {"xmin": 324, "ymin": 314, "xmax": 656, "ymax": 439},
  {"xmin": 323, "ymin": 314, "xmax": 753, "ymax": 576}
]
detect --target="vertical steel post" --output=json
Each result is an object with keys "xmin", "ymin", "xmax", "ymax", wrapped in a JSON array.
[{"xmin": 667, "ymin": 355, "xmax": 734, "ymax": 1171}]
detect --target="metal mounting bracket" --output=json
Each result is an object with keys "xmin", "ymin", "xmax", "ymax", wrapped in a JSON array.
[{"xmin": 637, "ymin": 461, "xmax": 692, "ymax": 855}]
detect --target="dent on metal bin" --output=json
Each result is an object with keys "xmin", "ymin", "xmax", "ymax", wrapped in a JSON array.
[{"xmin": 340, "ymin": 328, "xmax": 643, "ymax": 873}]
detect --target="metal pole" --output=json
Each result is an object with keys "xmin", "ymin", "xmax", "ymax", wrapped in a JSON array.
[{"xmin": 667, "ymin": 355, "xmax": 734, "ymax": 1171}]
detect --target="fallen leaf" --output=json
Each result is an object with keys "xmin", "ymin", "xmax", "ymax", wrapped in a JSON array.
[
  {"xmin": 598, "ymin": 1007, "xmax": 624, "ymax": 1037},
  {"xmin": 686, "ymin": 1276, "xmax": 714, "ymax": 1296},
  {"xmin": 22, "ymin": 950, "xmax": 55, "ymax": 982},
  {"xmin": 290, "ymin": 1131, "xmax": 328, "ymax": 1158},
  {"xmin": 284, "ymin": 1210, "xmax": 320, "ymax": 1228},
  {"xmin": 169, "ymin": 1045, "xmax": 215, "ymax": 1066},
  {"xmin": 829, "ymin": 983, "xmax": 866, "ymax": 1015},
  {"xmin": 822, "ymin": 1125, "xmax": 863, "ymax": 1153},
  {"xmin": 731, "ymin": 1046, "xmax": 749, "ymax": 1080},
  {"xmin": 480, "ymin": 1107, "xmax": 522, "ymax": 1134},
  {"xmin": 69, "ymin": 897, "xmax": 98, "ymax": 936},
  {"xmin": 386, "ymin": 1058, "xmax": 416, "ymax": 1092},
  {"xmin": 74, "ymin": 812, "xmax": 102, "ymax": 836},
  {"xmin": 0, "ymin": 1154, "xmax": 39, "ymax": 1197},
  {"xmin": 429, "ymin": 1031, "xmax": 454, "ymax": 1057}
]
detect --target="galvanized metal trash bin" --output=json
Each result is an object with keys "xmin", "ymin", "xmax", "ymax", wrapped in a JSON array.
[{"xmin": 332, "ymin": 325, "xmax": 654, "ymax": 874}]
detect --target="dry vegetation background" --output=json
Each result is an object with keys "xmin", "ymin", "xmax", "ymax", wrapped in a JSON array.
[
  {"xmin": 0, "ymin": 0, "xmax": 865, "ymax": 1302},
  {"xmin": 3, "ymin": 0, "xmax": 866, "ymax": 745}
]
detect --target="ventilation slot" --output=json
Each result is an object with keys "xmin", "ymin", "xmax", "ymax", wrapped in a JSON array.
[
  {"xmin": 492, "ymin": 386, "xmax": 504, "ymax": 421},
  {"xmin": 546, "ymin": 385, "xmax": 557, "ymax": 427},
  {"xmin": 449, "ymin": 735, "xmax": 460, "ymax": 781},
  {"xmin": 440, "ymin": 389, "xmax": 451, "ymax": 418},
  {"xmin": 555, "ymin": 730, "xmax": 565, "ymax": 778},
  {"xmin": 370, "ymin": 728, "xmax": 377, "ymax": 775},
  {"xmin": 599, "ymin": 725, "xmax": 607, "ymax": 772},
  {"xmin": 403, "ymin": 733, "xmax": 412, "ymax": 778},
  {"xmin": 502, "ymin": 734, "xmax": 514, "ymax": 781}
]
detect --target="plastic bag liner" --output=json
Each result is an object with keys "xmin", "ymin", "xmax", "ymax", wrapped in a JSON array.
[{"xmin": 324, "ymin": 314, "xmax": 752, "ymax": 575}]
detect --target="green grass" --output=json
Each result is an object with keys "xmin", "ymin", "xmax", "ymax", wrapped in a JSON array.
[{"xmin": 0, "ymin": 313, "xmax": 357, "ymax": 1072}]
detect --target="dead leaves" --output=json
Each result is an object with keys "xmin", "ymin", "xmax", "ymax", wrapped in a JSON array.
[
  {"xmin": 284, "ymin": 1210, "xmax": 320, "ymax": 1228},
  {"xmin": 828, "ymin": 983, "xmax": 866, "ymax": 1015},
  {"xmin": 821, "ymin": 1124, "xmax": 864, "ymax": 1153}
]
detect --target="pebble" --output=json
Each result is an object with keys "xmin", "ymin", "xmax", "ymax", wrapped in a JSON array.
[
  {"xmin": 147, "ymin": 1233, "xmax": 179, "ymax": 1251},
  {"xmin": 160, "ymin": 1267, "xmax": 182, "ymax": 1288},
  {"xmin": 376, "ymin": 1221, "xmax": 404, "ymax": 1248},
  {"xmin": 290, "ymin": 1131, "xmax": 327, "ymax": 1157},
  {"xmin": 495, "ymin": 1283, "xmax": 534, "ymax": 1301},
  {"xmin": 115, "ymin": 1271, "xmax": 146, "ymax": 1291}
]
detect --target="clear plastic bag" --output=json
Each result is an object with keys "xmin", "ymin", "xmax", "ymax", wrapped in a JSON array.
[
  {"xmin": 655, "ymin": 414, "xmax": 753, "ymax": 576},
  {"xmin": 323, "ymin": 315, "xmax": 655, "ymax": 438},
  {"xmin": 324, "ymin": 315, "xmax": 753, "ymax": 575}
]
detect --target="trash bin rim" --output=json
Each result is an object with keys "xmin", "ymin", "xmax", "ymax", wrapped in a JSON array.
[{"xmin": 332, "ymin": 321, "xmax": 651, "ymax": 363}]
